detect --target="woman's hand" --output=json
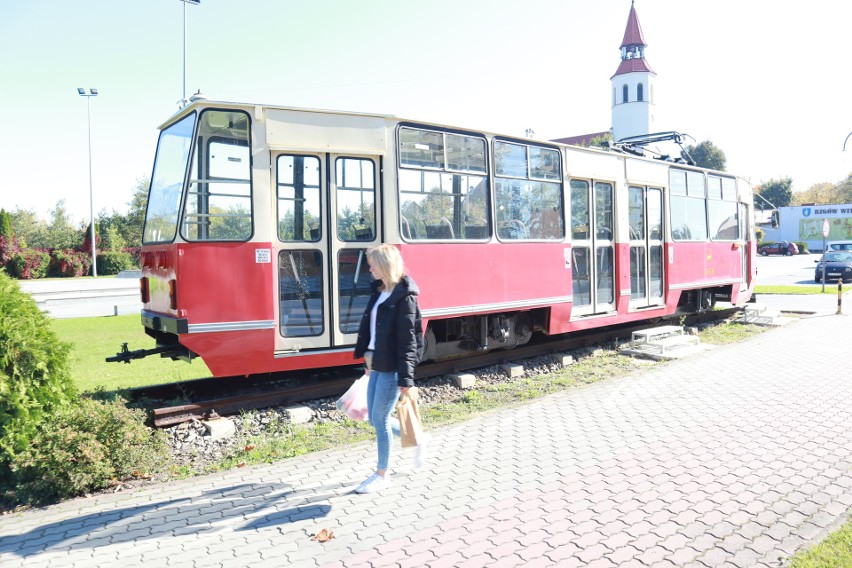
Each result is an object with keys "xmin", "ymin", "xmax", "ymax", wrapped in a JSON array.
[{"xmin": 398, "ymin": 386, "xmax": 410, "ymax": 396}]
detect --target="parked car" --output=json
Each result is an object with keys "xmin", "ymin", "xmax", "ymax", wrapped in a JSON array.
[
  {"xmin": 814, "ymin": 251, "xmax": 852, "ymax": 283},
  {"xmin": 758, "ymin": 241, "xmax": 798, "ymax": 256},
  {"xmin": 826, "ymin": 240, "xmax": 852, "ymax": 252}
]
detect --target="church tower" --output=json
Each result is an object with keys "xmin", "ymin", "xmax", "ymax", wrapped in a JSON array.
[{"xmin": 611, "ymin": 1, "xmax": 656, "ymax": 141}]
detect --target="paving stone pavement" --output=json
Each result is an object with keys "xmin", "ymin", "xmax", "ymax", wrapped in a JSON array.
[{"xmin": 1, "ymin": 311, "xmax": 851, "ymax": 568}]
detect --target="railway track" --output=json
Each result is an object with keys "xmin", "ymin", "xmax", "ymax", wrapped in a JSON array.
[{"xmin": 132, "ymin": 307, "xmax": 742, "ymax": 427}]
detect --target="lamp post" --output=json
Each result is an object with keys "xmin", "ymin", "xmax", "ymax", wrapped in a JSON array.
[
  {"xmin": 77, "ymin": 87, "xmax": 98, "ymax": 277},
  {"xmin": 180, "ymin": 0, "xmax": 201, "ymax": 107}
]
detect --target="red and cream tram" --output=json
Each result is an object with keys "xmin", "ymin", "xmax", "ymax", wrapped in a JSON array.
[{"xmin": 131, "ymin": 99, "xmax": 755, "ymax": 377}]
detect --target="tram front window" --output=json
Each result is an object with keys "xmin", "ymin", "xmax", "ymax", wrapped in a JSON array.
[{"xmin": 143, "ymin": 113, "xmax": 197, "ymax": 244}]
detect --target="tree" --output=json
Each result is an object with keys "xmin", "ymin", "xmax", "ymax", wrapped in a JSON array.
[
  {"xmin": 47, "ymin": 200, "xmax": 83, "ymax": 251},
  {"xmin": 10, "ymin": 209, "xmax": 47, "ymax": 249},
  {"xmin": 791, "ymin": 182, "xmax": 841, "ymax": 206},
  {"xmin": 122, "ymin": 177, "xmax": 149, "ymax": 248},
  {"xmin": 685, "ymin": 140, "xmax": 726, "ymax": 171},
  {"xmin": 0, "ymin": 210, "xmax": 12, "ymax": 239},
  {"xmin": 756, "ymin": 177, "xmax": 794, "ymax": 209}
]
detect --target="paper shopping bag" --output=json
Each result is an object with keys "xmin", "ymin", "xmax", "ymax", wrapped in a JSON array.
[{"xmin": 396, "ymin": 392, "xmax": 424, "ymax": 448}]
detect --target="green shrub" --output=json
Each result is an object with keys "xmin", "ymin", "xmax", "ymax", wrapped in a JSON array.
[
  {"xmin": 0, "ymin": 272, "xmax": 76, "ymax": 485},
  {"xmin": 794, "ymin": 241, "xmax": 809, "ymax": 253},
  {"xmin": 9, "ymin": 396, "xmax": 171, "ymax": 503},
  {"xmin": 8, "ymin": 249, "xmax": 50, "ymax": 279},
  {"xmin": 49, "ymin": 249, "xmax": 92, "ymax": 277},
  {"xmin": 96, "ymin": 250, "xmax": 135, "ymax": 275}
]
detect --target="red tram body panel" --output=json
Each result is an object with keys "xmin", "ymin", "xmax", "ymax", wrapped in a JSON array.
[{"xmin": 128, "ymin": 101, "xmax": 756, "ymax": 377}]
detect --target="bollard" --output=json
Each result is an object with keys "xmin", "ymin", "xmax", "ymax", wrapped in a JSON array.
[{"xmin": 838, "ymin": 280, "xmax": 843, "ymax": 315}]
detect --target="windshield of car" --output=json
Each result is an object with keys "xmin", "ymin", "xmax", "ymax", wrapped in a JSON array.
[{"xmin": 824, "ymin": 252, "xmax": 852, "ymax": 262}]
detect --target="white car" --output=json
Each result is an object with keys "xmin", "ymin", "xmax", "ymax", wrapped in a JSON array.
[{"xmin": 826, "ymin": 240, "xmax": 852, "ymax": 252}]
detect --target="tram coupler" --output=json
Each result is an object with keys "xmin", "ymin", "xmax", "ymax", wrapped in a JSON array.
[{"xmin": 106, "ymin": 343, "xmax": 181, "ymax": 364}]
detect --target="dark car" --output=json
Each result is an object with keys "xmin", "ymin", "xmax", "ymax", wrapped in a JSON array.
[
  {"xmin": 758, "ymin": 241, "xmax": 798, "ymax": 256},
  {"xmin": 814, "ymin": 251, "xmax": 852, "ymax": 283}
]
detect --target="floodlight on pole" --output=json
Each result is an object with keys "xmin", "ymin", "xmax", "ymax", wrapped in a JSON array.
[
  {"xmin": 179, "ymin": 0, "xmax": 201, "ymax": 107},
  {"xmin": 78, "ymin": 88, "xmax": 98, "ymax": 277}
]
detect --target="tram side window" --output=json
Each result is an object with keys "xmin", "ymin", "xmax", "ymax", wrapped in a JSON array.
[
  {"xmin": 336, "ymin": 158, "xmax": 375, "ymax": 242},
  {"xmin": 398, "ymin": 127, "xmax": 489, "ymax": 240},
  {"xmin": 181, "ymin": 110, "xmax": 252, "ymax": 241},
  {"xmin": 277, "ymin": 155, "xmax": 321, "ymax": 242},
  {"xmin": 494, "ymin": 141, "xmax": 564, "ymax": 241},
  {"xmin": 707, "ymin": 175, "xmax": 739, "ymax": 241},
  {"xmin": 669, "ymin": 169, "xmax": 707, "ymax": 241}
]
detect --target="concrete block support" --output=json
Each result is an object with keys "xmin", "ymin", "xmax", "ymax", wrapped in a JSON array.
[
  {"xmin": 284, "ymin": 405, "xmax": 313, "ymax": 424},
  {"xmin": 451, "ymin": 373, "xmax": 476, "ymax": 389},
  {"xmin": 501, "ymin": 364, "xmax": 524, "ymax": 378}
]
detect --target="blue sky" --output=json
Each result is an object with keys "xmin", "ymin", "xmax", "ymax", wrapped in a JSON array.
[{"xmin": 2, "ymin": 0, "xmax": 851, "ymax": 224}]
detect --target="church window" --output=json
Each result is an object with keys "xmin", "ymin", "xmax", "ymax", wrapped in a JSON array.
[
  {"xmin": 637, "ymin": 83, "xmax": 644, "ymax": 102},
  {"xmin": 622, "ymin": 85, "xmax": 629, "ymax": 104}
]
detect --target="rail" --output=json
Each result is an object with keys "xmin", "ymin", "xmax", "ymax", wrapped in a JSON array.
[{"xmin": 137, "ymin": 308, "xmax": 743, "ymax": 427}]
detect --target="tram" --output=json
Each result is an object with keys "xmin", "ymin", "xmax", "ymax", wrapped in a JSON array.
[{"xmin": 118, "ymin": 98, "xmax": 756, "ymax": 377}]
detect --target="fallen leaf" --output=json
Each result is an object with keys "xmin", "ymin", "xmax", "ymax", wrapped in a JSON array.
[
  {"xmin": 311, "ymin": 528, "xmax": 335, "ymax": 542},
  {"xmin": 236, "ymin": 462, "xmax": 247, "ymax": 468},
  {"xmin": 243, "ymin": 444, "xmax": 255, "ymax": 452}
]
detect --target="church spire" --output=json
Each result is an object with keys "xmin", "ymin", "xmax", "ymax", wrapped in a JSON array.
[{"xmin": 612, "ymin": 1, "xmax": 654, "ymax": 78}]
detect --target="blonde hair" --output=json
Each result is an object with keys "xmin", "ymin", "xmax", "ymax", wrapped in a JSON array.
[{"xmin": 367, "ymin": 244, "xmax": 405, "ymax": 291}]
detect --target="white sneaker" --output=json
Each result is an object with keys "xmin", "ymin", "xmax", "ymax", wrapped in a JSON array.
[
  {"xmin": 414, "ymin": 434, "xmax": 431, "ymax": 470},
  {"xmin": 355, "ymin": 472, "xmax": 391, "ymax": 494}
]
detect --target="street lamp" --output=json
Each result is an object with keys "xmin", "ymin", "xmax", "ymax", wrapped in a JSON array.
[
  {"xmin": 179, "ymin": 0, "xmax": 201, "ymax": 107},
  {"xmin": 77, "ymin": 87, "xmax": 98, "ymax": 277}
]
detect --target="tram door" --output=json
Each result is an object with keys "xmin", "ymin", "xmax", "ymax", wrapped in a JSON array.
[
  {"xmin": 570, "ymin": 179, "xmax": 615, "ymax": 316},
  {"xmin": 274, "ymin": 153, "xmax": 378, "ymax": 353},
  {"xmin": 739, "ymin": 202, "xmax": 749, "ymax": 288},
  {"xmin": 628, "ymin": 186, "xmax": 665, "ymax": 309}
]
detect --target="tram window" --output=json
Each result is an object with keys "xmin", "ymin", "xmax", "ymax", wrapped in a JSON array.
[
  {"xmin": 687, "ymin": 171, "xmax": 705, "ymax": 197},
  {"xmin": 337, "ymin": 249, "xmax": 372, "ymax": 333},
  {"xmin": 277, "ymin": 155, "xmax": 321, "ymax": 242},
  {"xmin": 446, "ymin": 133, "xmax": 486, "ymax": 173},
  {"xmin": 721, "ymin": 177, "xmax": 737, "ymax": 201},
  {"xmin": 570, "ymin": 180, "xmax": 590, "ymax": 240},
  {"xmin": 707, "ymin": 176, "xmax": 722, "ymax": 200},
  {"xmin": 628, "ymin": 186, "xmax": 645, "ymax": 240},
  {"xmin": 144, "ymin": 112, "xmax": 197, "ymax": 244},
  {"xmin": 399, "ymin": 128, "xmax": 444, "ymax": 169},
  {"xmin": 494, "ymin": 140, "xmax": 564, "ymax": 241},
  {"xmin": 336, "ymin": 158, "xmax": 375, "ymax": 242},
  {"xmin": 670, "ymin": 169, "xmax": 708, "ymax": 241},
  {"xmin": 398, "ymin": 126, "xmax": 490, "ymax": 241},
  {"xmin": 708, "ymin": 175, "xmax": 738, "ymax": 241},
  {"xmin": 278, "ymin": 250, "xmax": 324, "ymax": 338},
  {"xmin": 182, "ymin": 110, "xmax": 252, "ymax": 241},
  {"xmin": 494, "ymin": 142, "xmax": 527, "ymax": 178},
  {"xmin": 670, "ymin": 170, "xmax": 687, "ymax": 195},
  {"xmin": 596, "ymin": 246, "xmax": 614, "ymax": 304},
  {"xmin": 572, "ymin": 246, "xmax": 591, "ymax": 306},
  {"xmin": 594, "ymin": 182, "xmax": 613, "ymax": 240},
  {"xmin": 648, "ymin": 188, "xmax": 662, "ymax": 240}
]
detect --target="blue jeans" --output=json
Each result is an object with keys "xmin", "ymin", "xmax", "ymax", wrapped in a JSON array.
[{"xmin": 367, "ymin": 370, "xmax": 401, "ymax": 471}]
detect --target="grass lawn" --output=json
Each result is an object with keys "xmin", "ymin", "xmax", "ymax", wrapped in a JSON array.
[
  {"xmin": 754, "ymin": 284, "xmax": 851, "ymax": 295},
  {"xmin": 789, "ymin": 517, "xmax": 852, "ymax": 567},
  {"xmin": 50, "ymin": 315, "xmax": 210, "ymax": 393}
]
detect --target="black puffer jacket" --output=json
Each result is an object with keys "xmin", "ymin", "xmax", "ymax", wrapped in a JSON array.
[{"xmin": 354, "ymin": 275, "xmax": 424, "ymax": 387}]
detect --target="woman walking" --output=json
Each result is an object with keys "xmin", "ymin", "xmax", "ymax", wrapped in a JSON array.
[{"xmin": 353, "ymin": 244, "xmax": 427, "ymax": 494}]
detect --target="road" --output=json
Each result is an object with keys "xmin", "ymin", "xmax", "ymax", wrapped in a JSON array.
[{"xmin": 754, "ymin": 251, "xmax": 820, "ymax": 286}]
